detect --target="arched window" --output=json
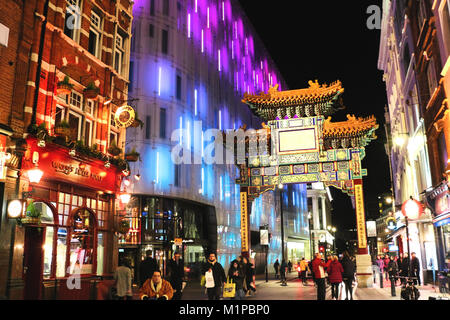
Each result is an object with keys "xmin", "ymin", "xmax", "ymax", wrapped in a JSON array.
[
  {"xmin": 34, "ymin": 201, "xmax": 57, "ymax": 279},
  {"xmin": 68, "ymin": 208, "xmax": 97, "ymax": 275}
]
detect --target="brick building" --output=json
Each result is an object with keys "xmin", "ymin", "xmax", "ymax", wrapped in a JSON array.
[{"xmin": 0, "ymin": 0, "xmax": 134, "ymax": 299}]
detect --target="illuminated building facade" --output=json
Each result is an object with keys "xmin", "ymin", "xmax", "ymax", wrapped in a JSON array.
[
  {"xmin": 378, "ymin": 0, "xmax": 449, "ymax": 282},
  {"xmin": 124, "ymin": 0, "xmax": 309, "ymax": 276}
]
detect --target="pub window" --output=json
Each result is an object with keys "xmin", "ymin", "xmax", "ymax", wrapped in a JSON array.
[
  {"xmin": 84, "ymin": 119, "xmax": 93, "ymax": 146},
  {"xmin": 55, "ymin": 105, "xmax": 65, "ymax": 126},
  {"xmin": 114, "ymin": 33, "xmax": 125, "ymax": 75},
  {"xmin": 69, "ymin": 209, "xmax": 96, "ymax": 275},
  {"xmin": 68, "ymin": 111, "xmax": 82, "ymax": 141},
  {"xmin": 88, "ymin": 10, "xmax": 102, "ymax": 59},
  {"xmin": 110, "ymin": 131, "xmax": 118, "ymax": 145},
  {"xmin": 85, "ymin": 99, "xmax": 95, "ymax": 115},
  {"xmin": 70, "ymin": 91, "xmax": 83, "ymax": 110},
  {"xmin": 64, "ymin": 0, "xmax": 82, "ymax": 43}
]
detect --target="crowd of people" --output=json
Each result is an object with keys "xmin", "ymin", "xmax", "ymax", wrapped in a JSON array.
[
  {"xmin": 374, "ymin": 252, "xmax": 421, "ymax": 286},
  {"xmin": 111, "ymin": 249, "xmax": 370, "ymax": 301}
]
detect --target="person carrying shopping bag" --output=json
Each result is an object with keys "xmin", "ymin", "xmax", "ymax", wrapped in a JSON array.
[
  {"xmin": 202, "ymin": 252, "xmax": 226, "ymax": 300},
  {"xmin": 226, "ymin": 259, "xmax": 245, "ymax": 300}
]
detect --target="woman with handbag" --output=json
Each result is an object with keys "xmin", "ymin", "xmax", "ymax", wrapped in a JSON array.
[{"xmin": 227, "ymin": 259, "xmax": 245, "ymax": 300}]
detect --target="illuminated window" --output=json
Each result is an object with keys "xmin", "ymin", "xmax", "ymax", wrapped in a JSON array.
[{"xmin": 69, "ymin": 209, "xmax": 95, "ymax": 275}]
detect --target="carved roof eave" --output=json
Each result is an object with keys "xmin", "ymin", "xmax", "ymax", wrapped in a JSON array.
[
  {"xmin": 242, "ymin": 80, "xmax": 344, "ymax": 108},
  {"xmin": 322, "ymin": 114, "xmax": 379, "ymax": 139}
]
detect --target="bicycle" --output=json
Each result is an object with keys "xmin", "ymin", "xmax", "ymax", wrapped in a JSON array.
[{"xmin": 398, "ymin": 276, "xmax": 420, "ymax": 300}]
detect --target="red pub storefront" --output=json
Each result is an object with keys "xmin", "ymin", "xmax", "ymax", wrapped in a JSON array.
[{"xmin": 12, "ymin": 136, "xmax": 123, "ymax": 299}]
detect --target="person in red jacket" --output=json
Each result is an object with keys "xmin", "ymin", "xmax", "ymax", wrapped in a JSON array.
[
  {"xmin": 327, "ymin": 256, "xmax": 344, "ymax": 300},
  {"xmin": 312, "ymin": 253, "xmax": 327, "ymax": 300}
]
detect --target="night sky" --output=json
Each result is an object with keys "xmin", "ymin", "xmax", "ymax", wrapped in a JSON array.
[{"xmin": 237, "ymin": 1, "xmax": 391, "ymax": 237}]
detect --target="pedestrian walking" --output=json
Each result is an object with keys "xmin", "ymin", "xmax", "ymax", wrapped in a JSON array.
[
  {"xmin": 113, "ymin": 258, "xmax": 133, "ymax": 300},
  {"xmin": 299, "ymin": 258, "xmax": 308, "ymax": 285},
  {"xmin": 280, "ymin": 259, "xmax": 288, "ymax": 285},
  {"xmin": 274, "ymin": 259, "xmax": 280, "ymax": 279},
  {"xmin": 327, "ymin": 255, "xmax": 344, "ymax": 300},
  {"xmin": 288, "ymin": 260, "xmax": 293, "ymax": 273},
  {"xmin": 324, "ymin": 255, "xmax": 332, "ymax": 286},
  {"xmin": 397, "ymin": 255, "xmax": 404, "ymax": 285},
  {"xmin": 139, "ymin": 270, "xmax": 173, "ymax": 300},
  {"xmin": 202, "ymin": 252, "xmax": 226, "ymax": 300},
  {"xmin": 387, "ymin": 255, "xmax": 398, "ymax": 296},
  {"xmin": 312, "ymin": 253, "xmax": 327, "ymax": 300},
  {"xmin": 375, "ymin": 255, "xmax": 385, "ymax": 286},
  {"xmin": 139, "ymin": 250, "xmax": 159, "ymax": 287},
  {"xmin": 243, "ymin": 257, "xmax": 256, "ymax": 296},
  {"xmin": 167, "ymin": 251, "xmax": 184, "ymax": 300},
  {"xmin": 227, "ymin": 259, "xmax": 246, "ymax": 300},
  {"xmin": 383, "ymin": 254, "xmax": 390, "ymax": 281},
  {"xmin": 400, "ymin": 252, "xmax": 410, "ymax": 285},
  {"xmin": 308, "ymin": 259, "xmax": 315, "ymax": 285},
  {"xmin": 341, "ymin": 251, "xmax": 355, "ymax": 300},
  {"xmin": 411, "ymin": 252, "xmax": 421, "ymax": 286}
]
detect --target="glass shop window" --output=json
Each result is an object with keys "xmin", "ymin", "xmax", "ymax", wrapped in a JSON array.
[
  {"xmin": 56, "ymin": 228, "xmax": 67, "ymax": 278},
  {"xmin": 69, "ymin": 209, "xmax": 95, "ymax": 275},
  {"xmin": 97, "ymin": 232, "xmax": 104, "ymax": 275}
]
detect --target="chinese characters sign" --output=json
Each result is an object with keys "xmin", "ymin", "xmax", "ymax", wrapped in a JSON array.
[
  {"xmin": 240, "ymin": 192, "xmax": 249, "ymax": 252},
  {"xmin": 355, "ymin": 183, "xmax": 367, "ymax": 249}
]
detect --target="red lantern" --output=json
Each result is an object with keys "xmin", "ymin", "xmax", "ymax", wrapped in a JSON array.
[{"xmin": 401, "ymin": 197, "xmax": 424, "ymax": 220}]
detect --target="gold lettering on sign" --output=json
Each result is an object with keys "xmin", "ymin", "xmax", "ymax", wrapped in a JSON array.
[
  {"xmin": 355, "ymin": 184, "xmax": 367, "ymax": 249},
  {"xmin": 240, "ymin": 192, "xmax": 249, "ymax": 252}
]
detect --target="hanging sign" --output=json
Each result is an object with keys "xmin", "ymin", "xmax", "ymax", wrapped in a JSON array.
[
  {"xmin": 0, "ymin": 135, "xmax": 7, "ymax": 180},
  {"xmin": 114, "ymin": 105, "xmax": 136, "ymax": 128},
  {"xmin": 240, "ymin": 192, "xmax": 249, "ymax": 252},
  {"xmin": 354, "ymin": 183, "xmax": 367, "ymax": 249}
]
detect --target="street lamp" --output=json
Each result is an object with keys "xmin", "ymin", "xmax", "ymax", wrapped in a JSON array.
[{"xmin": 401, "ymin": 196, "xmax": 424, "ymax": 279}]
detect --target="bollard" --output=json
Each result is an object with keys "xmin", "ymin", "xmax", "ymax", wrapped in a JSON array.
[
  {"xmin": 390, "ymin": 276, "xmax": 396, "ymax": 296},
  {"xmin": 379, "ymin": 271, "xmax": 383, "ymax": 288}
]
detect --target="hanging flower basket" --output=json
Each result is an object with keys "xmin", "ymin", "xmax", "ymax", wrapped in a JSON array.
[
  {"xmin": 54, "ymin": 120, "xmax": 71, "ymax": 138},
  {"xmin": 57, "ymin": 76, "xmax": 73, "ymax": 95},
  {"xmin": 83, "ymin": 83, "xmax": 100, "ymax": 100},
  {"xmin": 118, "ymin": 219, "xmax": 130, "ymax": 234},
  {"xmin": 108, "ymin": 141, "xmax": 122, "ymax": 157},
  {"xmin": 20, "ymin": 200, "xmax": 41, "ymax": 226},
  {"xmin": 20, "ymin": 217, "xmax": 41, "ymax": 225},
  {"xmin": 125, "ymin": 148, "xmax": 140, "ymax": 162}
]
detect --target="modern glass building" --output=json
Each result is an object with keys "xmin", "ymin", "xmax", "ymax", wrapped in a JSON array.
[{"xmin": 122, "ymin": 0, "xmax": 308, "ymax": 278}]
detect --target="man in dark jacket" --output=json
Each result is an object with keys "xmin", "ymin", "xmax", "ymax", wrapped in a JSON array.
[
  {"xmin": 140, "ymin": 250, "xmax": 159, "ymax": 286},
  {"xmin": 167, "ymin": 251, "xmax": 185, "ymax": 300},
  {"xmin": 410, "ymin": 252, "xmax": 421, "ymax": 286},
  {"xmin": 203, "ymin": 252, "xmax": 226, "ymax": 300},
  {"xmin": 273, "ymin": 259, "xmax": 280, "ymax": 279},
  {"xmin": 341, "ymin": 252, "xmax": 355, "ymax": 300},
  {"xmin": 400, "ymin": 252, "xmax": 410, "ymax": 285}
]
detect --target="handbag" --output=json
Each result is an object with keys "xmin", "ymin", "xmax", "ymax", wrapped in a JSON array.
[
  {"xmin": 205, "ymin": 270, "xmax": 215, "ymax": 288},
  {"xmin": 200, "ymin": 275, "xmax": 206, "ymax": 287},
  {"xmin": 223, "ymin": 277, "xmax": 236, "ymax": 298}
]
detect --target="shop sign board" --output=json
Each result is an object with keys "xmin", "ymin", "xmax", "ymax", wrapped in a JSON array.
[
  {"xmin": 366, "ymin": 220, "xmax": 377, "ymax": 237},
  {"xmin": 240, "ymin": 192, "xmax": 249, "ymax": 252},
  {"xmin": 25, "ymin": 137, "xmax": 120, "ymax": 193},
  {"xmin": 355, "ymin": 183, "xmax": 367, "ymax": 249}
]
